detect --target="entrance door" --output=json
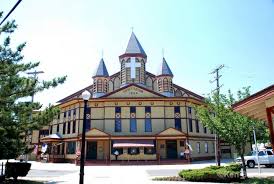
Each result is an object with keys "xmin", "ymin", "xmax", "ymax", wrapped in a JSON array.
[
  {"xmin": 86, "ymin": 141, "xmax": 97, "ymax": 160},
  {"xmin": 166, "ymin": 140, "xmax": 178, "ymax": 159}
]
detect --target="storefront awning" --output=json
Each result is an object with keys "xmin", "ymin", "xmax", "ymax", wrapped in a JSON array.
[
  {"xmin": 40, "ymin": 133, "xmax": 63, "ymax": 142},
  {"xmin": 113, "ymin": 140, "xmax": 154, "ymax": 148}
]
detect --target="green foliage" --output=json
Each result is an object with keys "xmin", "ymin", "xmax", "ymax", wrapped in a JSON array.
[
  {"xmin": 152, "ymin": 176, "xmax": 183, "ymax": 181},
  {"xmin": 178, "ymin": 164, "xmax": 241, "ymax": 182},
  {"xmin": 0, "ymin": 11, "xmax": 66, "ymax": 159},
  {"xmin": 194, "ymin": 87, "xmax": 268, "ymax": 178}
]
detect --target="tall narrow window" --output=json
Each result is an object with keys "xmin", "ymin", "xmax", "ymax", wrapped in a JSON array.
[
  {"xmin": 145, "ymin": 106, "xmax": 152, "ymax": 132},
  {"xmin": 86, "ymin": 107, "xmax": 91, "ymax": 131},
  {"xmin": 63, "ymin": 123, "xmax": 66, "ymax": 134},
  {"xmin": 163, "ymin": 78, "xmax": 169, "ymax": 92},
  {"xmin": 57, "ymin": 124, "xmax": 59, "ymax": 133},
  {"xmin": 104, "ymin": 79, "xmax": 108, "ymax": 92},
  {"xmin": 67, "ymin": 121, "xmax": 71, "ymax": 134},
  {"xmin": 130, "ymin": 119, "xmax": 137, "ymax": 132},
  {"xmin": 68, "ymin": 110, "xmax": 71, "ymax": 118},
  {"xmin": 115, "ymin": 107, "xmax": 122, "ymax": 132},
  {"xmin": 195, "ymin": 120, "xmax": 199, "ymax": 133},
  {"xmin": 196, "ymin": 142, "xmax": 200, "ymax": 153},
  {"xmin": 115, "ymin": 107, "xmax": 121, "ymax": 113},
  {"xmin": 97, "ymin": 79, "xmax": 102, "ymax": 92},
  {"xmin": 130, "ymin": 106, "xmax": 136, "ymax": 113},
  {"xmin": 188, "ymin": 119, "xmax": 193, "ymax": 132},
  {"xmin": 130, "ymin": 107, "xmax": 137, "ymax": 132},
  {"xmin": 175, "ymin": 118, "xmax": 181, "ymax": 131},
  {"xmin": 72, "ymin": 120, "xmax": 76, "ymax": 133},
  {"xmin": 145, "ymin": 119, "xmax": 152, "ymax": 132},
  {"xmin": 188, "ymin": 107, "xmax": 192, "ymax": 114},
  {"xmin": 169, "ymin": 78, "xmax": 173, "ymax": 91},
  {"xmin": 158, "ymin": 79, "xmax": 162, "ymax": 92},
  {"xmin": 203, "ymin": 125, "xmax": 207, "ymax": 134},
  {"xmin": 145, "ymin": 106, "xmax": 151, "ymax": 113},
  {"xmin": 67, "ymin": 142, "xmax": 76, "ymax": 154},
  {"xmin": 174, "ymin": 106, "xmax": 180, "ymax": 113},
  {"xmin": 205, "ymin": 142, "xmax": 208, "ymax": 153},
  {"xmin": 115, "ymin": 119, "xmax": 122, "ymax": 132}
]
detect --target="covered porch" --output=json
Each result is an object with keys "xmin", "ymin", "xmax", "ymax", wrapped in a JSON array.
[
  {"xmin": 233, "ymin": 85, "xmax": 274, "ymax": 150},
  {"xmin": 40, "ymin": 133, "xmax": 65, "ymax": 163}
]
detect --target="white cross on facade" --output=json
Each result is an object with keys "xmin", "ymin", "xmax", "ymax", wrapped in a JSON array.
[{"xmin": 125, "ymin": 57, "xmax": 141, "ymax": 79}]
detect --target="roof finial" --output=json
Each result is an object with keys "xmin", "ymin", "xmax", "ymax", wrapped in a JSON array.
[
  {"xmin": 131, "ymin": 26, "xmax": 134, "ymax": 32},
  {"xmin": 162, "ymin": 48, "xmax": 165, "ymax": 58},
  {"xmin": 101, "ymin": 49, "xmax": 104, "ymax": 58}
]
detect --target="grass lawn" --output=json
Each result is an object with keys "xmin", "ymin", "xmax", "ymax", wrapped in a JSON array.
[
  {"xmin": 239, "ymin": 177, "xmax": 274, "ymax": 184},
  {"xmin": 2, "ymin": 179, "xmax": 46, "ymax": 184}
]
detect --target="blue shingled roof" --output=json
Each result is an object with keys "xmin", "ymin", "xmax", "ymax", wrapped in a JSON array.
[
  {"xmin": 93, "ymin": 58, "xmax": 109, "ymax": 77},
  {"xmin": 125, "ymin": 32, "xmax": 146, "ymax": 56},
  {"xmin": 158, "ymin": 57, "xmax": 173, "ymax": 76}
]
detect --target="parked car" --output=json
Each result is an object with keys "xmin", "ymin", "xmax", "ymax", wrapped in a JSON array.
[{"xmin": 235, "ymin": 149, "xmax": 274, "ymax": 168}]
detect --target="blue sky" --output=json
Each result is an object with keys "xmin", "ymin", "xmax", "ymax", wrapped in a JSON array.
[{"xmin": 1, "ymin": 0, "xmax": 274, "ymax": 106}]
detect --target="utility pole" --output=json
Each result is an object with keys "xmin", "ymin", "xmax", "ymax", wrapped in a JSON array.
[
  {"xmin": 27, "ymin": 70, "xmax": 44, "ymax": 103},
  {"xmin": 209, "ymin": 64, "xmax": 224, "ymax": 166},
  {"xmin": 25, "ymin": 70, "xmax": 44, "ymax": 161}
]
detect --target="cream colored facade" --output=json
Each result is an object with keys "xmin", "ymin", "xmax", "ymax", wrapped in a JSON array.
[{"xmin": 39, "ymin": 32, "xmax": 225, "ymax": 163}]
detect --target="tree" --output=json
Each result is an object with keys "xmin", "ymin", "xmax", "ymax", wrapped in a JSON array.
[
  {"xmin": 195, "ymin": 87, "xmax": 267, "ymax": 179},
  {"xmin": 0, "ymin": 12, "xmax": 66, "ymax": 159}
]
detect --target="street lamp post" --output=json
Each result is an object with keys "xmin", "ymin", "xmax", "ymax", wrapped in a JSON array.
[{"xmin": 79, "ymin": 90, "xmax": 91, "ymax": 184}]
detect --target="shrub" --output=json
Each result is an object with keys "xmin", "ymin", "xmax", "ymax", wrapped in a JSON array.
[
  {"xmin": 179, "ymin": 164, "xmax": 241, "ymax": 182},
  {"xmin": 5, "ymin": 162, "xmax": 31, "ymax": 180}
]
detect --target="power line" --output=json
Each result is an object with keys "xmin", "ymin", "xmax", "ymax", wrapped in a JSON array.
[{"xmin": 0, "ymin": 0, "xmax": 23, "ymax": 26}]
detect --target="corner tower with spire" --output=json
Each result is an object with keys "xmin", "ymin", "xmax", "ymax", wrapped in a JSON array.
[
  {"xmin": 119, "ymin": 32, "xmax": 147, "ymax": 86},
  {"xmin": 157, "ymin": 57, "xmax": 174, "ymax": 97},
  {"xmin": 92, "ymin": 58, "xmax": 109, "ymax": 98}
]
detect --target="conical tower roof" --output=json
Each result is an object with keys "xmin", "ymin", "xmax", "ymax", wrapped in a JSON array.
[
  {"xmin": 93, "ymin": 58, "xmax": 109, "ymax": 77},
  {"xmin": 125, "ymin": 32, "xmax": 146, "ymax": 56},
  {"xmin": 158, "ymin": 57, "xmax": 173, "ymax": 77}
]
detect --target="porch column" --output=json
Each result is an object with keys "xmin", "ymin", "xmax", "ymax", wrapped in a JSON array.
[{"xmin": 266, "ymin": 107, "xmax": 274, "ymax": 150}]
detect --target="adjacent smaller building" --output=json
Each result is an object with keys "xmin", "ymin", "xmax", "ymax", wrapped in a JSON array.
[{"xmin": 233, "ymin": 85, "xmax": 274, "ymax": 150}]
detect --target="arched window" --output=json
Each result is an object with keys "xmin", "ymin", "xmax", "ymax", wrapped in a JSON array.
[
  {"xmin": 169, "ymin": 79, "xmax": 173, "ymax": 91},
  {"xmin": 158, "ymin": 79, "xmax": 162, "ymax": 92},
  {"xmin": 97, "ymin": 79, "xmax": 102, "ymax": 92},
  {"xmin": 163, "ymin": 78, "xmax": 169, "ymax": 92}
]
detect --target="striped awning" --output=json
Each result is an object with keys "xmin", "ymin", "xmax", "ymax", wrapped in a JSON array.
[{"xmin": 113, "ymin": 140, "xmax": 154, "ymax": 148}]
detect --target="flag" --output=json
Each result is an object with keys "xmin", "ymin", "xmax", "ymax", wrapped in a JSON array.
[
  {"xmin": 33, "ymin": 144, "xmax": 38, "ymax": 155},
  {"xmin": 186, "ymin": 142, "xmax": 193, "ymax": 151},
  {"xmin": 41, "ymin": 143, "xmax": 48, "ymax": 153}
]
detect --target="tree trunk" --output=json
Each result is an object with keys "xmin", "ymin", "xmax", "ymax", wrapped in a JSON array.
[{"xmin": 240, "ymin": 154, "xmax": 247, "ymax": 179}]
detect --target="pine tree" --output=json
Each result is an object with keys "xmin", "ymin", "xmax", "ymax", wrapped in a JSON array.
[{"xmin": 0, "ymin": 12, "xmax": 66, "ymax": 159}]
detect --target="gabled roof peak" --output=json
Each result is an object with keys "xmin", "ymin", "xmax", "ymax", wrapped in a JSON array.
[
  {"xmin": 158, "ymin": 57, "xmax": 173, "ymax": 76},
  {"xmin": 124, "ymin": 32, "xmax": 146, "ymax": 56},
  {"xmin": 93, "ymin": 58, "xmax": 109, "ymax": 77}
]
